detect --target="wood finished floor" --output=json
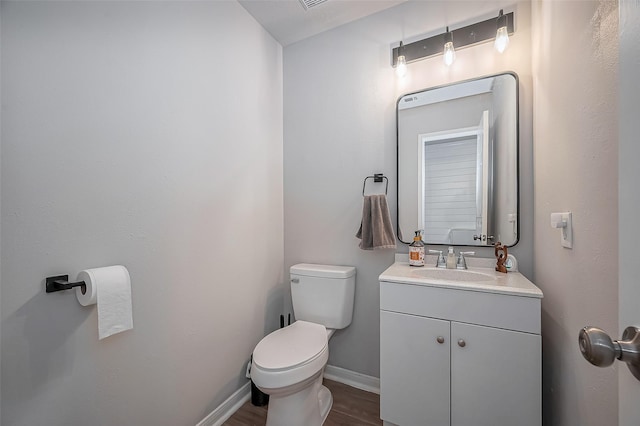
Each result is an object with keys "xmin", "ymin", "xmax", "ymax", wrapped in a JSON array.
[{"xmin": 223, "ymin": 379, "xmax": 382, "ymax": 426}]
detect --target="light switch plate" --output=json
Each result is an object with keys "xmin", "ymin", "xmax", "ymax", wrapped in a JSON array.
[{"xmin": 550, "ymin": 212, "xmax": 572, "ymax": 249}]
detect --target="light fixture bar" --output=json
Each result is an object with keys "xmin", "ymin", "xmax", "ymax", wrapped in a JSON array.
[{"xmin": 392, "ymin": 11, "xmax": 514, "ymax": 67}]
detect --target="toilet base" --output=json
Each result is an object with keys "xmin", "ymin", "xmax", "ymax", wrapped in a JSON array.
[
  {"xmin": 265, "ymin": 375, "xmax": 333, "ymax": 426},
  {"xmin": 318, "ymin": 384, "xmax": 333, "ymax": 423}
]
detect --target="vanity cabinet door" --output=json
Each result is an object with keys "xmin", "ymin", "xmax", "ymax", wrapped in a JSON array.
[
  {"xmin": 380, "ymin": 310, "xmax": 450, "ymax": 426},
  {"xmin": 450, "ymin": 322, "xmax": 541, "ymax": 426}
]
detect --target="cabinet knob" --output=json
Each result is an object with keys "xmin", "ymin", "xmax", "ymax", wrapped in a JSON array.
[
  {"xmin": 436, "ymin": 336, "xmax": 445, "ymax": 344},
  {"xmin": 458, "ymin": 339, "xmax": 466, "ymax": 348}
]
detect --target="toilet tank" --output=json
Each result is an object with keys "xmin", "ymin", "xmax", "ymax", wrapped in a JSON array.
[{"xmin": 290, "ymin": 264, "xmax": 356, "ymax": 330}]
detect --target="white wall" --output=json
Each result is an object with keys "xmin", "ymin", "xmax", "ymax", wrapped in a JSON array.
[
  {"xmin": 284, "ymin": 0, "xmax": 533, "ymax": 377},
  {"xmin": 0, "ymin": 2, "xmax": 283, "ymax": 425},
  {"xmin": 532, "ymin": 1, "xmax": 618, "ymax": 424}
]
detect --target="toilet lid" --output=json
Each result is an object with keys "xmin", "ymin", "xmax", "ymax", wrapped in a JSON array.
[{"xmin": 253, "ymin": 321, "xmax": 328, "ymax": 371}]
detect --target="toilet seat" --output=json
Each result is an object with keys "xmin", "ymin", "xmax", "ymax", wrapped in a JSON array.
[
  {"xmin": 252, "ymin": 321, "xmax": 329, "ymax": 390},
  {"xmin": 254, "ymin": 321, "xmax": 328, "ymax": 370}
]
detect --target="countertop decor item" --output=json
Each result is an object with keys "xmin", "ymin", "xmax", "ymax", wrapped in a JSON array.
[{"xmin": 495, "ymin": 242, "xmax": 508, "ymax": 273}]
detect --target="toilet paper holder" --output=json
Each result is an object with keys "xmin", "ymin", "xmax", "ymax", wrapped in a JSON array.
[{"xmin": 45, "ymin": 274, "xmax": 87, "ymax": 294}]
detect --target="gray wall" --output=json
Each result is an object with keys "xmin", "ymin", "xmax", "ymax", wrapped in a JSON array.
[
  {"xmin": 0, "ymin": 2, "xmax": 2, "ymax": 420},
  {"xmin": 284, "ymin": 0, "xmax": 533, "ymax": 377},
  {"xmin": 532, "ymin": 0, "xmax": 619, "ymax": 424},
  {"xmin": 0, "ymin": 2, "xmax": 283, "ymax": 425},
  {"xmin": 619, "ymin": 1, "xmax": 640, "ymax": 423}
]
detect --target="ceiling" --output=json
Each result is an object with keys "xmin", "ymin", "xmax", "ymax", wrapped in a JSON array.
[{"xmin": 238, "ymin": 0, "xmax": 407, "ymax": 46}]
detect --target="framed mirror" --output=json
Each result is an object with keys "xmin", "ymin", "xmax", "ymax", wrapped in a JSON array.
[{"xmin": 397, "ymin": 72, "xmax": 519, "ymax": 246}]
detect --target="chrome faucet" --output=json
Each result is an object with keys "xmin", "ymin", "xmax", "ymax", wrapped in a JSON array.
[
  {"xmin": 456, "ymin": 251, "xmax": 475, "ymax": 270},
  {"xmin": 428, "ymin": 250, "xmax": 447, "ymax": 268}
]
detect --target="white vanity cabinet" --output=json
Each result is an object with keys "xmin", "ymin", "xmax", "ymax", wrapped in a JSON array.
[{"xmin": 379, "ymin": 262, "xmax": 542, "ymax": 426}]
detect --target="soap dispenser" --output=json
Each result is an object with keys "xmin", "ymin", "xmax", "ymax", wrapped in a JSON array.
[
  {"xmin": 409, "ymin": 231, "xmax": 425, "ymax": 267},
  {"xmin": 446, "ymin": 246, "xmax": 456, "ymax": 269}
]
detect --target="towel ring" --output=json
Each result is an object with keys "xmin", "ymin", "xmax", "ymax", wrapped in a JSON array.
[{"xmin": 362, "ymin": 174, "xmax": 388, "ymax": 196}]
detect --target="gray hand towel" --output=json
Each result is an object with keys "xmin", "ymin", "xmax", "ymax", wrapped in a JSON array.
[{"xmin": 356, "ymin": 194, "xmax": 397, "ymax": 250}]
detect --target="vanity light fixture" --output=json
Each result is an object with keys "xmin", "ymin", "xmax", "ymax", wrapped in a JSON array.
[
  {"xmin": 494, "ymin": 9, "xmax": 510, "ymax": 53},
  {"xmin": 443, "ymin": 27, "xmax": 456, "ymax": 66},
  {"xmin": 395, "ymin": 41, "xmax": 407, "ymax": 77},
  {"xmin": 391, "ymin": 10, "xmax": 514, "ymax": 71}
]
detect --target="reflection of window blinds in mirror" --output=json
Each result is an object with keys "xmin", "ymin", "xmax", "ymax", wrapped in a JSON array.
[{"xmin": 423, "ymin": 138, "xmax": 477, "ymax": 244}]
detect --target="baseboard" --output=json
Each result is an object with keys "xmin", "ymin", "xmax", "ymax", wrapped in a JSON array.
[
  {"xmin": 323, "ymin": 364, "xmax": 380, "ymax": 395},
  {"xmin": 195, "ymin": 381, "xmax": 251, "ymax": 426}
]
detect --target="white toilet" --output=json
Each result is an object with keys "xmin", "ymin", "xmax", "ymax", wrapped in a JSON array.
[{"xmin": 251, "ymin": 263, "xmax": 356, "ymax": 426}]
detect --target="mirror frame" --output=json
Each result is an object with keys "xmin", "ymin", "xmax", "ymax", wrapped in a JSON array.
[{"xmin": 396, "ymin": 72, "xmax": 520, "ymax": 247}]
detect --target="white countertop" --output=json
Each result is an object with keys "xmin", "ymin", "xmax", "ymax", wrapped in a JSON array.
[{"xmin": 379, "ymin": 258, "xmax": 543, "ymax": 299}]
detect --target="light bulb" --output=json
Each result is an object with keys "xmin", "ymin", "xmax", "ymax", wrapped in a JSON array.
[
  {"xmin": 494, "ymin": 10, "xmax": 509, "ymax": 53},
  {"xmin": 495, "ymin": 26, "xmax": 509, "ymax": 53},
  {"xmin": 396, "ymin": 55, "xmax": 407, "ymax": 77},
  {"xmin": 443, "ymin": 27, "xmax": 455, "ymax": 66},
  {"xmin": 395, "ymin": 41, "xmax": 407, "ymax": 78},
  {"xmin": 443, "ymin": 41, "xmax": 455, "ymax": 66}
]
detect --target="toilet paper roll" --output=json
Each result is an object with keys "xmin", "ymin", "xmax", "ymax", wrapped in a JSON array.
[{"xmin": 76, "ymin": 265, "xmax": 134, "ymax": 340}]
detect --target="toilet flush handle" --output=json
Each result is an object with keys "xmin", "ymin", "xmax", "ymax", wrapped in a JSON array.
[{"xmin": 291, "ymin": 278, "xmax": 299, "ymax": 284}]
